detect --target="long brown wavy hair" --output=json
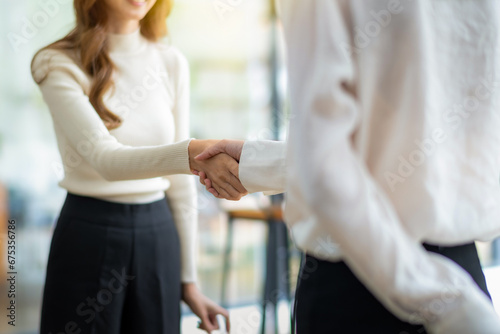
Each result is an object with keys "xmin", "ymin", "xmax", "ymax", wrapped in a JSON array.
[{"xmin": 32, "ymin": 0, "xmax": 173, "ymax": 130}]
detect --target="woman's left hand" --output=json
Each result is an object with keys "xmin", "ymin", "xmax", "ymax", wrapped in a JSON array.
[{"xmin": 182, "ymin": 283, "xmax": 231, "ymax": 333}]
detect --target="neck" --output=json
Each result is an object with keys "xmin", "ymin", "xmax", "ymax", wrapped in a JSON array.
[
  {"xmin": 107, "ymin": 18, "xmax": 140, "ymax": 34},
  {"xmin": 107, "ymin": 24, "xmax": 146, "ymax": 54}
]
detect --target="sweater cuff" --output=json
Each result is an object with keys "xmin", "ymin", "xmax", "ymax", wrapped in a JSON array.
[
  {"xmin": 163, "ymin": 138, "xmax": 193, "ymax": 175},
  {"xmin": 181, "ymin": 266, "xmax": 198, "ymax": 283}
]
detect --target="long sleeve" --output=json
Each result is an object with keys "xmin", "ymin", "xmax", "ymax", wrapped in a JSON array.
[
  {"xmin": 283, "ymin": 1, "xmax": 500, "ymax": 332},
  {"xmin": 164, "ymin": 50, "xmax": 198, "ymax": 282},
  {"xmin": 239, "ymin": 140, "xmax": 287, "ymax": 195},
  {"xmin": 32, "ymin": 49, "xmax": 192, "ymax": 182}
]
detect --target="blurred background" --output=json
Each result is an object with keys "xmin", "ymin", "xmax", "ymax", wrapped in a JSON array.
[
  {"xmin": 0, "ymin": 0, "xmax": 499, "ymax": 334},
  {"xmin": 0, "ymin": 0, "xmax": 299, "ymax": 333}
]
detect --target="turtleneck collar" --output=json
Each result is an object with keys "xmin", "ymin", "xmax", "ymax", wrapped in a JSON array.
[{"xmin": 107, "ymin": 28, "xmax": 147, "ymax": 55}]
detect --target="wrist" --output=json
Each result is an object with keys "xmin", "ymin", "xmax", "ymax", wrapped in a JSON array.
[
  {"xmin": 230, "ymin": 140, "xmax": 245, "ymax": 161},
  {"xmin": 181, "ymin": 282, "xmax": 199, "ymax": 301},
  {"xmin": 188, "ymin": 139, "xmax": 217, "ymax": 171}
]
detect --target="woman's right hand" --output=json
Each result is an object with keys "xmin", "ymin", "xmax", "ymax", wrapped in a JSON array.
[
  {"xmin": 192, "ymin": 139, "xmax": 246, "ymax": 199},
  {"xmin": 188, "ymin": 139, "xmax": 248, "ymax": 201}
]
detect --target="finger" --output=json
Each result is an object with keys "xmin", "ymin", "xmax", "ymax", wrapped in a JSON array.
[
  {"xmin": 227, "ymin": 172, "xmax": 248, "ymax": 195},
  {"xmin": 208, "ymin": 313, "xmax": 220, "ymax": 329},
  {"xmin": 226, "ymin": 160, "xmax": 248, "ymax": 195},
  {"xmin": 192, "ymin": 170, "xmax": 200, "ymax": 176},
  {"xmin": 208, "ymin": 171, "xmax": 240, "ymax": 199},
  {"xmin": 211, "ymin": 182, "xmax": 233, "ymax": 200},
  {"xmin": 199, "ymin": 317, "xmax": 216, "ymax": 333},
  {"xmin": 218, "ymin": 308, "xmax": 231, "ymax": 332},
  {"xmin": 195, "ymin": 140, "xmax": 227, "ymax": 161},
  {"xmin": 208, "ymin": 188, "xmax": 220, "ymax": 198},
  {"xmin": 198, "ymin": 171, "xmax": 207, "ymax": 186},
  {"xmin": 204, "ymin": 179, "xmax": 220, "ymax": 197},
  {"xmin": 208, "ymin": 168, "xmax": 241, "ymax": 200},
  {"xmin": 218, "ymin": 182, "xmax": 241, "ymax": 201},
  {"xmin": 226, "ymin": 314, "xmax": 231, "ymax": 332},
  {"xmin": 197, "ymin": 319, "xmax": 208, "ymax": 332}
]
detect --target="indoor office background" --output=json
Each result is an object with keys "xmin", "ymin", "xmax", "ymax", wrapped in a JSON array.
[
  {"xmin": 0, "ymin": 0, "xmax": 296, "ymax": 333},
  {"xmin": 0, "ymin": 1, "xmax": 500, "ymax": 334}
]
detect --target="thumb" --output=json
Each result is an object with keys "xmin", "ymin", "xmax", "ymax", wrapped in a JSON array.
[
  {"xmin": 199, "ymin": 312, "xmax": 218, "ymax": 333},
  {"xmin": 195, "ymin": 141, "xmax": 227, "ymax": 161}
]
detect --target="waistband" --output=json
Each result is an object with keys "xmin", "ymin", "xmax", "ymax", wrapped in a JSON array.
[
  {"xmin": 305, "ymin": 242, "xmax": 477, "ymax": 262},
  {"xmin": 59, "ymin": 192, "xmax": 171, "ymax": 227}
]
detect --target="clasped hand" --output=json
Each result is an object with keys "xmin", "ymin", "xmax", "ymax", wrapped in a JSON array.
[{"xmin": 188, "ymin": 139, "xmax": 246, "ymax": 200}]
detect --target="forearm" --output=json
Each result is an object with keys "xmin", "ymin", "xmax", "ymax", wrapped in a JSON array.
[
  {"xmin": 297, "ymin": 143, "xmax": 492, "ymax": 327},
  {"xmin": 89, "ymin": 138, "xmax": 192, "ymax": 181},
  {"xmin": 239, "ymin": 140, "xmax": 287, "ymax": 194},
  {"xmin": 37, "ymin": 61, "xmax": 199, "ymax": 181},
  {"xmin": 285, "ymin": 0, "xmax": 500, "ymax": 331}
]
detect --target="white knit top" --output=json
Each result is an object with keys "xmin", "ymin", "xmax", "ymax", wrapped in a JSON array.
[{"xmin": 32, "ymin": 28, "xmax": 198, "ymax": 282}]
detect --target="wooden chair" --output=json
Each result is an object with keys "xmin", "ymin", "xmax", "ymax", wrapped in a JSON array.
[{"xmin": 220, "ymin": 204, "xmax": 291, "ymax": 334}]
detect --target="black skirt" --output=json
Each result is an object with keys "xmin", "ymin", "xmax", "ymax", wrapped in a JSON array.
[
  {"xmin": 40, "ymin": 192, "xmax": 181, "ymax": 334},
  {"xmin": 295, "ymin": 242, "xmax": 491, "ymax": 334}
]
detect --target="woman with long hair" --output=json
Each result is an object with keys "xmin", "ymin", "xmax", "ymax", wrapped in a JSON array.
[{"xmin": 31, "ymin": 0, "xmax": 246, "ymax": 332}]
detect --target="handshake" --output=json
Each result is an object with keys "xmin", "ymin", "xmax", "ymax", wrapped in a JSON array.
[{"xmin": 188, "ymin": 139, "xmax": 247, "ymax": 200}]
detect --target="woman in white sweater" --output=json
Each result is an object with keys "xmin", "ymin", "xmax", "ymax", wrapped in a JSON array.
[{"xmin": 31, "ymin": 0, "xmax": 244, "ymax": 332}]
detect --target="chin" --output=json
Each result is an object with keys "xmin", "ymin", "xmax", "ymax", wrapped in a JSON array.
[
  {"xmin": 114, "ymin": 0, "xmax": 155, "ymax": 21},
  {"xmin": 127, "ymin": 11, "xmax": 149, "ymax": 21}
]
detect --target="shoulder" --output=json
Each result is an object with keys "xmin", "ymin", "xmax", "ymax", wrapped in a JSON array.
[
  {"xmin": 31, "ymin": 48, "xmax": 87, "ymax": 85},
  {"xmin": 153, "ymin": 42, "xmax": 190, "ymax": 79}
]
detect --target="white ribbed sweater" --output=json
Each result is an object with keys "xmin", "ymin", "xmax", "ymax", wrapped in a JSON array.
[{"xmin": 32, "ymin": 28, "xmax": 198, "ymax": 282}]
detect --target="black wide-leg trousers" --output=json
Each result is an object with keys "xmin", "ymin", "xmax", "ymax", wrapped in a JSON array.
[
  {"xmin": 296, "ymin": 242, "xmax": 491, "ymax": 334},
  {"xmin": 40, "ymin": 193, "xmax": 181, "ymax": 334}
]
